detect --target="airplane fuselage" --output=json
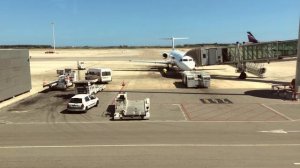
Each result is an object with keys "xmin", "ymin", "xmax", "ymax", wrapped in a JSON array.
[{"xmin": 169, "ymin": 50, "xmax": 195, "ymax": 71}]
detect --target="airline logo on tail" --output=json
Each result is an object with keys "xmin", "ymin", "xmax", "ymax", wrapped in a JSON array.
[{"xmin": 247, "ymin": 32, "xmax": 258, "ymax": 43}]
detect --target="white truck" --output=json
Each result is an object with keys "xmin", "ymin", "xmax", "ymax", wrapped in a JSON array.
[
  {"xmin": 74, "ymin": 79, "xmax": 106, "ymax": 95},
  {"xmin": 67, "ymin": 94, "xmax": 99, "ymax": 112},
  {"xmin": 182, "ymin": 71, "xmax": 211, "ymax": 88},
  {"xmin": 113, "ymin": 92, "xmax": 150, "ymax": 120}
]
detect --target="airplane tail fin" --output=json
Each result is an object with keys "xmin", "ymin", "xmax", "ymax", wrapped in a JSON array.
[
  {"xmin": 247, "ymin": 32, "xmax": 258, "ymax": 43},
  {"xmin": 162, "ymin": 37, "xmax": 188, "ymax": 50}
]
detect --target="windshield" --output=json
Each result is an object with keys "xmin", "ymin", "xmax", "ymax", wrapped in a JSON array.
[
  {"xmin": 70, "ymin": 98, "xmax": 82, "ymax": 103},
  {"xmin": 102, "ymin": 71, "xmax": 111, "ymax": 76}
]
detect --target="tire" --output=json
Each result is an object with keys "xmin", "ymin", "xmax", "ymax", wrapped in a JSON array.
[
  {"xmin": 84, "ymin": 107, "xmax": 88, "ymax": 113},
  {"xmin": 95, "ymin": 101, "xmax": 99, "ymax": 107}
]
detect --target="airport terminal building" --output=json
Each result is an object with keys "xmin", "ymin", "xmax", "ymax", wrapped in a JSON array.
[{"xmin": 0, "ymin": 49, "xmax": 31, "ymax": 102}]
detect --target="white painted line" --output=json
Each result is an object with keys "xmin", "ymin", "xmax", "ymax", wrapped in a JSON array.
[
  {"xmin": 172, "ymin": 104, "xmax": 188, "ymax": 121},
  {"xmin": 2, "ymin": 120, "xmax": 293, "ymax": 125},
  {"xmin": 0, "ymin": 143, "xmax": 300, "ymax": 149},
  {"xmin": 261, "ymin": 104, "xmax": 294, "ymax": 121},
  {"xmin": 259, "ymin": 129, "xmax": 287, "ymax": 134},
  {"xmin": 10, "ymin": 110, "xmax": 28, "ymax": 114},
  {"xmin": 0, "ymin": 120, "xmax": 12, "ymax": 124},
  {"xmin": 294, "ymin": 163, "xmax": 300, "ymax": 165}
]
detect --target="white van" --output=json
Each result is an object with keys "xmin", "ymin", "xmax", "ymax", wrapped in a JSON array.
[{"xmin": 85, "ymin": 68, "xmax": 112, "ymax": 83}]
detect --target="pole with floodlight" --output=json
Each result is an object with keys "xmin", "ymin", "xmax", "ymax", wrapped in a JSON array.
[{"xmin": 51, "ymin": 22, "xmax": 56, "ymax": 53}]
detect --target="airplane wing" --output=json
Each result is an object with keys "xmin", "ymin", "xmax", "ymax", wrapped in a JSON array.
[{"xmin": 129, "ymin": 60, "xmax": 172, "ymax": 65}]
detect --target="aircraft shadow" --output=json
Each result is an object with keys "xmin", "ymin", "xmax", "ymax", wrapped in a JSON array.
[
  {"xmin": 211, "ymin": 74, "xmax": 290, "ymax": 85},
  {"xmin": 113, "ymin": 68, "xmax": 159, "ymax": 72},
  {"xmin": 244, "ymin": 89, "xmax": 289, "ymax": 100}
]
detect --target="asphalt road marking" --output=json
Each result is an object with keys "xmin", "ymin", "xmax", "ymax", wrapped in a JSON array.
[
  {"xmin": 10, "ymin": 110, "xmax": 28, "ymax": 114},
  {"xmin": 2, "ymin": 120, "xmax": 293, "ymax": 125},
  {"xmin": 200, "ymin": 98, "xmax": 233, "ymax": 104},
  {"xmin": 259, "ymin": 129, "xmax": 288, "ymax": 134},
  {"xmin": 172, "ymin": 104, "xmax": 188, "ymax": 121},
  {"xmin": 294, "ymin": 163, "xmax": 300, "ymax": 165},
  {"xmin": 259, "ymin": 129, "xmax": 300, "ymax": 134},
  {"xmin": 0, "ymin": 144, "xmax": 300, "ymax": 149},
  {"xmin": 261, "ymin": 104, "xmax": 294, "ymax": 121},
  {"xmin": 0, "ymin": 120, "xmax": 12, "ymax": 124}
]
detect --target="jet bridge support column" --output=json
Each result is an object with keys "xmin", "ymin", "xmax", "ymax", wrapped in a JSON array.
[{"xmin": 295, "ymin": 21, "xmax": 300, "ymax": 100}]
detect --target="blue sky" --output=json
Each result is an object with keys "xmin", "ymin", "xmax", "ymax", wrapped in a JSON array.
[{"xmin": 0, "ymin": 0, "xmax": 299, "ymax": 46}]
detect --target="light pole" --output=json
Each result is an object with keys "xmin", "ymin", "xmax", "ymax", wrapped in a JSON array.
[
  {"xmin": 295, "ymin": 20, "xmax": 300, "ymax": 100},
  {"xmin": 51, "ymin": 22, "xmax": 56, "ymax": 53}
]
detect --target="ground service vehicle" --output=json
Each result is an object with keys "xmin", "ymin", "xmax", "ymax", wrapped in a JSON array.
[
  {"xmin": 77, "ymin": 61, "xmax": 85, "ymax": 70},
  {"xmin": 113, "ymin": 92, "xmax": 150, "ymax": 120},
  {"xmin": 43, "ymin": 73, "xmax": 77, "ymax": 90},
  {"xmin": 67, "ymin": 94, "xmax": 99, "ymax": 112},
  {"xmin": 85, "ymin": 68, "xmax": 112, "ymax": 83},
  {"xmin": 182, "ymin": 71, "xmax": 211, "ymax": 88},
  {"xmin": 43, "ymin": 68, "xmax": 77, "ymax": 90},
  {"xmin": 74, "ymin": 79, "xmax": 106, "ymax": 95}
]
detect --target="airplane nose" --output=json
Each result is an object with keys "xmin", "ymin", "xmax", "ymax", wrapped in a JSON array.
[{"xmin": 189, "ymin": 63, "xmax": 195, "ymax": 70}]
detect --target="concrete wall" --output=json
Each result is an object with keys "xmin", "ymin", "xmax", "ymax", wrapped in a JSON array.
[{"xmin": 0, "ymin": 49, "xmax": 31, "ymax": 102}]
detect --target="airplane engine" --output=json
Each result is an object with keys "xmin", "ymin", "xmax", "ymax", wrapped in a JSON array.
[{"xmin": 162, "ymin": 53, "xmax": 169, "ymax": 59}]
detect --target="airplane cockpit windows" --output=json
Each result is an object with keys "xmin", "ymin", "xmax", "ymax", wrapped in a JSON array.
[{"xmin": 183, "ymin": 59, "xmax": 188, "ymax": 62}]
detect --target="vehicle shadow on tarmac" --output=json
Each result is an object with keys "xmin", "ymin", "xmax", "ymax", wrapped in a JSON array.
[
  {"xmin": 159, "ymin": 70, "xmax": 182, "ymax": 79},
  {"xmin": 55, "ymin": 94, "xmax": 75, "ymax": 100},
  {"xmin": 60, "ymin": 109, "xmax": 86, "ymax": 114},
  {"xmin": 173, "ymin": 81, "xmax": 189, "ymax": 88},
  {"xmin": 105, "ymin": 105, "xmax": 114, "ymax": 118},
  {"xmin": 39, "ymin": 88, "xmax": 51, "ymax": 93}
]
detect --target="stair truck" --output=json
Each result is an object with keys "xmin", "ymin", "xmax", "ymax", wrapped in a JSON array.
[{"xmin": 113, "ymin": 92, "xmax": 150, "ymax": 120}]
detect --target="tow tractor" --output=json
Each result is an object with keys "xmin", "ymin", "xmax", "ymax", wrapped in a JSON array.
[{"xmin": 113, "ymin": 92, "xmax": 150, "ymax": 120}]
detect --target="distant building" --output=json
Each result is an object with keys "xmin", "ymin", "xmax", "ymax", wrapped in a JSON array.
[{"xmin": 0, "ymin": 49, "xmax": 31, "ymax": 102}]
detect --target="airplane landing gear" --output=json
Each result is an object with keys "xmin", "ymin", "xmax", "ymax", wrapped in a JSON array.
[
  {"xmin": 163, "ymin": 68, "xmax": 168, "ymax": 74},
  {"xmin": 166, "ymin": 64, "xmax": 171, "ymax": 71}
]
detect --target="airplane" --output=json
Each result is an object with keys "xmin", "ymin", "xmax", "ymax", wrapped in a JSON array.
[
  {"xmin": 247, "ymin": 31, "xmax": 259, "ymax": 43},
  {"xmin": 130, "ymin": 37, "xmax": 196, "ymax": 73}
]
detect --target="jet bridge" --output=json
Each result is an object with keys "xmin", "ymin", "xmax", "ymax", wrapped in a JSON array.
[
  {"xmin": 226, "ymin": 39, "xmax": 298, "ymax": 63},
  {"xmin": 225, "ymin": 40, "xmax": 298, "ymax": 77},
  {"xmin": 187, "ymin": 39, "xmax": 298, "ymax": 78}
]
